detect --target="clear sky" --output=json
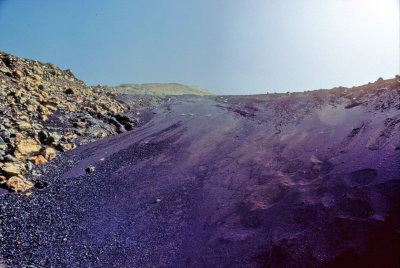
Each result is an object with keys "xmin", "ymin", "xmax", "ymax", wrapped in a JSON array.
[{"xmin": 0, "ymin": 0, "xmax": 398, "ymax": 95}]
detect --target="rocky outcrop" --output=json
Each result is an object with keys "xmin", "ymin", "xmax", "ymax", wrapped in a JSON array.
[{"xmin": 0, "ymin": 51, "xmax": 143, "ymax": 192}]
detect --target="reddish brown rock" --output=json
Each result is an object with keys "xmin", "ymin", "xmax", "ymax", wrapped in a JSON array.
[
  {"xmin": 15, "ymin": 133, "xmax": 23, "ymax": 142},
  {"xmin": 34, "ymin": 155, "xmax": 47, "ymax": 165},
  {"xmin": 75, "ymin": 121, "xmax": 86, "ymax": 128}
]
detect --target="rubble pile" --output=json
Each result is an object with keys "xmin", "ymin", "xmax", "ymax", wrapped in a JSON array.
[{"xmin": 0, "ymin": 51, "xmax": 138, "ymax": 192}]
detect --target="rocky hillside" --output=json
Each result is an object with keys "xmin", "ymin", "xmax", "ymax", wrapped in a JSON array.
[
  {"xmin": 0, "ymin": 51, "xmax": 143, "ymax": 192},
  {"xmin": 0, "ymin": 77, "xmax": 399, "ymax": 266},
  {"xmin": 0, "ymin": 51, "xmax": 400, "ymax": 267},
  {"xmin": 114, "ymin": 83, "xmax": 211, "ymax": 96}
]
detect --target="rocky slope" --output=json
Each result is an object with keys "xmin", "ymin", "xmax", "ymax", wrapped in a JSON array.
[
  {"xmin": 0, "ymin": 51, "xmax": 400, "ymax": 267},
  {"xmin": 0, "ymin": 68, "xmax": 399, "ymax": 267},
  {"xmin": 0, "ymin": 51, "xmax": 147, "ymax": 192}
]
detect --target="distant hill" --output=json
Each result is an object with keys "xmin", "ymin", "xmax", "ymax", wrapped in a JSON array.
[{"xmin": 113, "ymin": 83, "xmax": 212, "ymax": 96}]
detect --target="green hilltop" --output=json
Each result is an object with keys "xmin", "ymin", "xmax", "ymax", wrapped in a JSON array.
[{"xmin": 114, "ymin": 83, "xmax": 212, "ymax": 96}]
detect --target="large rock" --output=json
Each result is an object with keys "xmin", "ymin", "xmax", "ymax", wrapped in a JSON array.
[
  {"xmin": 15, "ymin": 138, "xmax": 41, "ymax": 158},
  {"xmin": 1, "ymin": 162, "xmax": 23, "ymax": 177},
  {"xmin": 5, "ymin": 175, "xmax": 33, "ymax": 192}
]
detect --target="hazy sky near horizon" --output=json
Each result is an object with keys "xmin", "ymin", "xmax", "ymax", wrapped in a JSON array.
[{"xmin": 0, "ymin": 0, "xmax": 398, "ymax": 95}]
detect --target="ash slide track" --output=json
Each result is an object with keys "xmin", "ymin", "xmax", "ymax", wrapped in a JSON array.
[{"xmin": 0, "ymin": 91, "xmax": 400, "ymax": 267}]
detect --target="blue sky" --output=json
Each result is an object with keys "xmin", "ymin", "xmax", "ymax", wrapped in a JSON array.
[{"xmin": 0, "ymin": 0, "xmax": 398, "ymax": 94}]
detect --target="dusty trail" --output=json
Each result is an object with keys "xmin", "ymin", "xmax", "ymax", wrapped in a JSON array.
[{"xmin": 1, "ymin": 88, "xmax": 400, "ymax": 267}]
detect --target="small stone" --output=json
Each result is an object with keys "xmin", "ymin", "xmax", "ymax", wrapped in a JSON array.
[
  {"xmin": 0, "ymin": 137, "xmax": 6, "ymax": 150},
  {"xmin": 15, "ymin": 89, "xmax": 23, "ymax": 98},
  {"xmin": 86, "ymin": 165, "xmax": 95, "ymax": 174},
  {"xmin": 15, "ymin": 138, "xmax": 41, "ymax": 158},
  {"xmin": 25, "ymin": 161, "xmax": 34, "ymax": 172},
  {"xmin": 74, "ymin": 121, "xmax": 86, "ymax": 128},
  {"xmin": 18, "ymin": 122, "xmax": 31, "ymax": 131},
  {"xmin": 57, "ymin": 143, "xmax": 75, "ymax": 152},
  {"xmin": 310, "ymin": 155, "xmax": 323, "ymax": 164},
  {"xmin": 34, "ymin": 155, "xmax": 47, "ymax": 165},
  {"xmin": 15, "ymin": 133, "xmax": 23, "ymax": 142},
  {"xmin": 6, "ymin": 175, "xmax": 33, "ymax": 192},
  {"xmin": 42, "ymin": 147, "xmax": 56, "ymax": 161},
  {"xmin": 14, "ymin": 70, "xmax": 23, "ymax": 79},
  {"xmin": 38, "ymin": 130, "xmax": 49, "ymax": 143},
  {"xmin": 34, "ymin": 180, "xmax": 49, "ymax": 189},
  {"xmin": 32, "ymin": 74, "xmax": 41, "ymax": 81},
  {"xmin": 0, "ymin": 130, "xmax": 10, "ymax": 140},
  {"xmin": 48, "ymin": 132, "xmax": 61, "ymax": 143}
]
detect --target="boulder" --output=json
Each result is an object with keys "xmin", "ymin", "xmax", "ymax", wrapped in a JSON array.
[
  {"xmin": 57, "ymin": 143, "xmax": 75, "ymax": 152},
  {"xmin": 4, "ymin": 154, "xmax": 18, "ymax": 162},
  {"xmin": 1, "ymin": 162, "xmax": 22, "ymax": 176},
  {"xmin": 15, "ymin": 138, "xmax": 41, "ymax": 158},
  {"xmin": 6, "ymin": 175, "xmax": 33, "ymax": 192}
]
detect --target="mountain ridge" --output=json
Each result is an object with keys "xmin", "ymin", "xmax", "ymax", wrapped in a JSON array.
[{"xmin": 113, "ymin": 82, "xmax": 212, "ymax": 96}]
